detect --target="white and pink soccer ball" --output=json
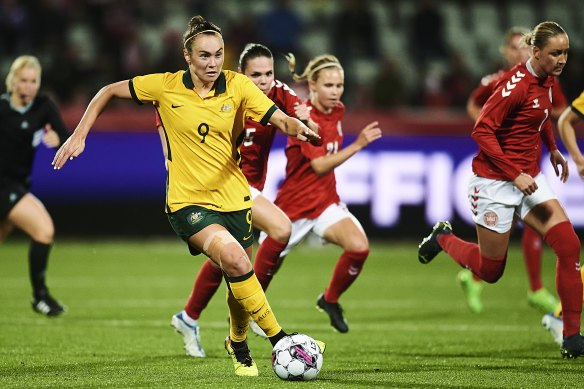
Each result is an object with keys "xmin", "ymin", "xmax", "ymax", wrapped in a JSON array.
[{"xmin": 271, "ymin": 333, "xmax": 323, "ymax": 381}]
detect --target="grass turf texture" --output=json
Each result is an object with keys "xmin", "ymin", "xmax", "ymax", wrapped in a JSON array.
[{"xmin": 0, "ymin": 238, "xmax": 581, "ymax": 388}]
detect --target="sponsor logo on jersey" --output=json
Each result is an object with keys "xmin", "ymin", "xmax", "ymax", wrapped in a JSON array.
[
  {"xmin": 501, "ymin": 70, "xmax": 525, "ymax": 97},
  {"xmin": 483, "ymin": 211, "xmax": 498, "ymax": 227},
  {"xmin": 220, "ymin": 103, "xmax": 233, "ymax": 113},
  {"xmin": 9, "ymin": 193, "xmax": 17, "ymax": 203},
  {"xmin": 21, "ymin": 120, "xmax": 29, "ymax": 130},
  {"xmin": 171, "ymin": 104, "xmax": 184, "ymax": 108},
  {"xmin": 532, "ymin": 98, "xmax": 540, "ymax": 108},
  {"xmin": 187, "ymin": 212, "xmax": 203, "ymax": 225}
]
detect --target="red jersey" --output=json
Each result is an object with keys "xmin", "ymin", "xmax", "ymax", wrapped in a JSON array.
[
  {"xmin": 274, "ymin": 101, "xmax": 344, "ymax": 221},
  {"xmin": 240, "ymin": 80, "xmax": 302, "ymax": 191},
  {"xmin": 470, "ymin": 67, "xmax": 566, "ymax": 109},
  {"xmin": 472, "ymin": 62, "xmax": 557, "ymax": 181}
]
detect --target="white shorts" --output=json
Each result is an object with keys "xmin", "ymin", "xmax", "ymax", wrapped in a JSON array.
[
  {"xmin": 468, "ymin": 173, "xmax": 557, "ymax": 233},
  {"xmin": 249, "ymin": 186, "xmax": 261, "ymax": 201},
  {"xmin": 259, "ymin": 202, "xmax": 363, "ymax": 257}
]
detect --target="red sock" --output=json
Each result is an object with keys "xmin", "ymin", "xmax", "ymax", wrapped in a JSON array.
[
  {"xmin": 522, "ymin": 224, "xmax": 543, "ymax": 292},
  {"xmin": 438, "ymin": 234, "xmax": 506, "ymax": 283},
  {"xmin": 544, "ymin": 221, "xmax": 582, "ymax": 337},
  {"xmin": 184, "ymin": 260, "xmax": 223, "ymax": 320},
  {"xmin": 253, "ymin": 236, "xmax": 288, "ymax": 291},
  {"xmin": 324, "ymin": 250, "xmax": 369, "ymax": 303}
]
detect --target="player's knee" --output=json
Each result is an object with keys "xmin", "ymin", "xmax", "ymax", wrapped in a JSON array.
[
  {"xmin": 31, "ymin": 224, "xmax": 54, "ymax": 244},
  {"xmin": 220, "ymin": 244, "xmax": 252, "ymax": 277}
]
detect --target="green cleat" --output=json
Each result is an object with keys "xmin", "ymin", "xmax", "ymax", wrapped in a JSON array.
[
  {"xmin": 457, "ymin": 269, "xmax": 483, "ymax": 313},
  {"xmin": 418, "ymin": 221, "xmax": 452, "ymax": 264},
  {"xmin": 527, "ymin": 288, "xmax": 559, "ymax": 314}
]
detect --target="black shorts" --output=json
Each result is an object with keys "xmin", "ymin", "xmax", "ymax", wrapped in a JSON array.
[
  {"xmin": 0, "ymin": 180, "xmax": 28, "ymax": 219},
  {"xmin": 167, "ymin": 205, "xmax": 253, "ymax": 256}
]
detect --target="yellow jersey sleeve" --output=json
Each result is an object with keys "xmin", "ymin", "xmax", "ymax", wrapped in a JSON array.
[
  {"xmin": 571, "ymin": 90, "xmax": 584, "ymax": 119},
  {"xmin": 236, "ymin": 73, "xmax": 278, "ymax": 125},
  {"xmin": 129, "ymin": 73, "xmax": 166, "ymax": 105}
]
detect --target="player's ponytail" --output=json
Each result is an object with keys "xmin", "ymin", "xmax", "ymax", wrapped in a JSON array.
[
  {"xmin": 522, "ymin": 21, "xmax": 566, "ymax": 49},
  {"xmin": 286, "ymin": 53, "xmax": 343, "ymax": 83},
  {"xmin": 183, "ymin": 15, "xmax": 222, "ymax": 53}
]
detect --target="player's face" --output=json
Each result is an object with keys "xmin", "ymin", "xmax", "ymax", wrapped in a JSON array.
[
  {"xmin": 185, "ymin": 34, "xmax": 224, "ymax": 85},
  {"xmin": 504, "ymin": 34, "xmax": 530, "ymax": 67},
  {"xmin": 534, "ymin": 33, "xmax": 569, "ymax": 77},
  {"xmin": 243, "ymin": 56, "xmax": 274, "ymax": 95},
  {"xmin": 13, "ymin": 67, "xmax": 40, "ymax": 107},
  {"xmin": 310, "ymin": 68, "xmax": 344, "ymax": 112}
]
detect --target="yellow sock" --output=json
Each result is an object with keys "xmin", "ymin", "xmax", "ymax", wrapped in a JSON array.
[
  {"xmin": 226, "ymin": 287, "xmax": 250, "ymax": 342},
  {"xmin": 553, "ymin": 302, "xmax": 563, "ymax": 318},
  {"xmin": 228, "ymin": 271, "xmax": 281, "ymax": 338}
]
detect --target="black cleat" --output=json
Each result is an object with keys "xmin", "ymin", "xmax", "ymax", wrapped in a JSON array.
[
  {"xmin": 317, "ymin": 293, "xmax": 348, "ymax": 333},
  {"xmin": 418, "ymin": 221, "xmax": 453, "ymax": 264},
  {"xmin": 561, "ymin": 333, "xmax": 584, "ymax": 359},
  {"xmin": 32, "ymin": 292, "xmax": 66, "ymax": 317}
]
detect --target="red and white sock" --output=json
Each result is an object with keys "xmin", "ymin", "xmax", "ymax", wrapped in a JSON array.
[
  {"xmin": 184, "ymin": 260, "xmax": 223, "ymax": 320},
  {"xmin": 324, "ymin": 250, "xmax": 369, "ymax": 303},
  {"xmin": 253, "ymin": 236, "xmax": 288, "ymax": 291}
]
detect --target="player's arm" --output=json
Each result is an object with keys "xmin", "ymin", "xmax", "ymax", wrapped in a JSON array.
[
  {"xmin": 310, "ymin": 121, "xmax": 381, "ymax": 176},
  {"xmin": 268, "ymin": 108, "xmax": 320, "ymax": 143},
  {"xmin": 52, "ymin": 81, "xmax": 131, "ymax": 169},
  {"xmin": 293, "ymin": 102, "xmax": 319, "ymax": 134},
  {"xmin": 466, "ymin": 96, "xmax": 481, "ymax": 122},
  {"xmin": 558, "ymin": 106, "xmax": 584, "ymax": 179}
]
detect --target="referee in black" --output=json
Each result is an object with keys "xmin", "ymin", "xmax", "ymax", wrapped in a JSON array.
[{"xmin": 1, "ymin": 55, "xmax": 69, "ymax": 316}]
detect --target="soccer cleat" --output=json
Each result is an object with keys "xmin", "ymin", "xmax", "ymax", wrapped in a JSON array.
[
  {"xmin": 541, "ymin": 313, "xmax": 563, "ymax": 345},
  {"xmin": 457, "ymin": 269, "xmax": 483, "ymax": 313},
  {"xmin": 171, "ymin": 311, "xmax": 206, "ymax": 357},
  {"xmin": 561, "ymin": 333, "xmax": 584, "ymax": 359},
  {"xmin": 31, "ymin": 293, "xmax": 66, "ymax": 317},
  {"xmin": 224, "ymin": 336, "xmax": 258, "ymax": 376},
  {"xmin": 316, "ymin": 293, "xmax": 348, "ymax": 333},
  {"xmin": 527, "ymin": 288, "xmax": 559, "ymax": 314},
  {"xmin": 418, "ymin": 221, "xmax": 452, "ymax": 264},
  {"xmin": 249, "ymin": 318, "xmax": 267, "ymax": 339}
]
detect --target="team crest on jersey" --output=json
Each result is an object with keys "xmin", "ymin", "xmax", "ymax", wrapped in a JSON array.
[
  {"xmin": 21, "ymin": 120, "xmax": 29, "ymax": 130},
  {"xmin": 532, "ymin": 98, "xmax": 540, "ymax": 108},
  {"xmin": 501, "ymin": 70, "xmax": 525, "ymax": 97},
  {"xmin": 483, "ymin": 211, "xmax": 498, "ymax": 227},
  {"xmin": 220, "ymin": 104, "xmax": 233, "ymax": 113},
  {"xmin": 187, "ymin": 212, "xmax": 203, "ymax": 225}
]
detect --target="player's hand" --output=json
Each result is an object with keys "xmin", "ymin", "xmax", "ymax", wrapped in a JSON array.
[
  {"xmin": 294, "ymin": 102, "xmax": 312, "ymax": 122},
  {"xmin": 296, "ymin": 123, "xmax": 321, "ymax": 144},
  {"xmin": 42, "ymin": 124, "xmax": 61, "ymax": 148},
  {"xmin": 355, "ymin": 121, "xmax": 382, "ymax": 149},
  {"xmin": 513, "ymin": 172, "xmax": 538, "ymax": 195},
  {"xmin": 52, "ymin": 132, "xmax": 86, "ymax": 169},
  {"xmin": 549, "ymin": 149, "xmax": 569, "ymax": 183}
]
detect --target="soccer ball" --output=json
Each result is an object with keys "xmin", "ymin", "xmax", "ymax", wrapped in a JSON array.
[{"xmin": 271, "ymin": 333, "xmax": 323, "ymax": 381}]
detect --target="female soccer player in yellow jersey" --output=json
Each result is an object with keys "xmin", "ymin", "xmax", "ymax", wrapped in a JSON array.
[{"xmin": 51, "ymin": 15, "xmax": 321, "ymax": 377}]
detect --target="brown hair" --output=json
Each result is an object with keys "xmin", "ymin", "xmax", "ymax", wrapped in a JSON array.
[
  {"xmin": 183, "ymin": 15, "xmax": 222, "ymax": 53},
  {"xmin": 5, "ymin": 55, "xmax": 41, "ymax": 94},
  {"xmin": 522, "ymin": 21, "xmax": 567, "ymax": 49},
  {"xmin": 285, "ymin": 53, "xmax": 343, "ymax": 83}
]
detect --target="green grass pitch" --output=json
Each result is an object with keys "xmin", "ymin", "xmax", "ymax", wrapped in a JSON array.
[{"xmin": 1, "ymin": 238, "xmax": 582, "ymax": 388}]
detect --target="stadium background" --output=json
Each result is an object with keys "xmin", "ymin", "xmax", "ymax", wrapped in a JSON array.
[{"xmin": 2, "ymin": 0, "xmax": 584, "ymax": 239}]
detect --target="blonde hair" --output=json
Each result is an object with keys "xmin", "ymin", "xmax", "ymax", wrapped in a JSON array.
[
  {"xmin": 5, "ymin": 55, "xmax": 41, "ymax": 94},
  {"xmin": 285, "ymin": 53, "xmax": 343, "ymax": 83},
  {"xmin": 522, "ymin": 21, "xmax": 567, "ymax": 49}
]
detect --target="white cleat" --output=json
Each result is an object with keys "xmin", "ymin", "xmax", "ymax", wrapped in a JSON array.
[
  {"xmin": 541, "ymin": 312, "xmax": 563, "ymax": 345},
  {"xmin": 249, "ymin": 318, "xmax": 267, "ymax": 339},
  {"xmin": 171, "ymin": 311, "xmax": 206, "ymax": 357}
]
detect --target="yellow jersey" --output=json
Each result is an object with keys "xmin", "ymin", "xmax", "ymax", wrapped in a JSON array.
[
  {"xmin": 130, "ymin": 70, "xmax": 277, "ymax": 213},
  {"xmin": 571, "ymin": 90, "xmax": 584, "ymax": 118}
]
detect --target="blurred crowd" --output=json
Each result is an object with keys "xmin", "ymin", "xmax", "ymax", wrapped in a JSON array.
[{"xmin": 1, "ymin": 0, "xmax": 583, "ymax": 109}]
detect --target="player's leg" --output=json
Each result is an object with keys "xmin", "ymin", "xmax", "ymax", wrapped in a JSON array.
[
  {"xmin": 7, "ymin": 193, "xmax": 65, "ymax": 316},
  {"xmin": 522, "ymin": 224, "xmax": 559, "ymax": 313},
  {"xmin": 171, "ymin": 259, "xmax": 222, "ymax": 357},
  {"xmin": 523, "ymin": 199, "xmax": 583, "ymax": 358},
  {"xmin": 252, "ymin": 194, "xmax": 291, "ymax": 291},
  {"xmin": 313, "ymin": 204, "xmax": 369, "ymax": 333}
]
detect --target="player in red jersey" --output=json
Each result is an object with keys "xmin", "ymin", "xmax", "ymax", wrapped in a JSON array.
[
  {"xmin": 460, "ymin": 27, "xmax": 566, "ymax": 314},
  {"xmin": 418, "ymin": 21, "xmax": 584, "ymax": 359},
  {"xmin": 160, "ymin": 43, "xmax": 319, "ymax": 356},
  {"xmin": 254, "ymin": 53, "xmax": 381, "ymax": 333}
]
